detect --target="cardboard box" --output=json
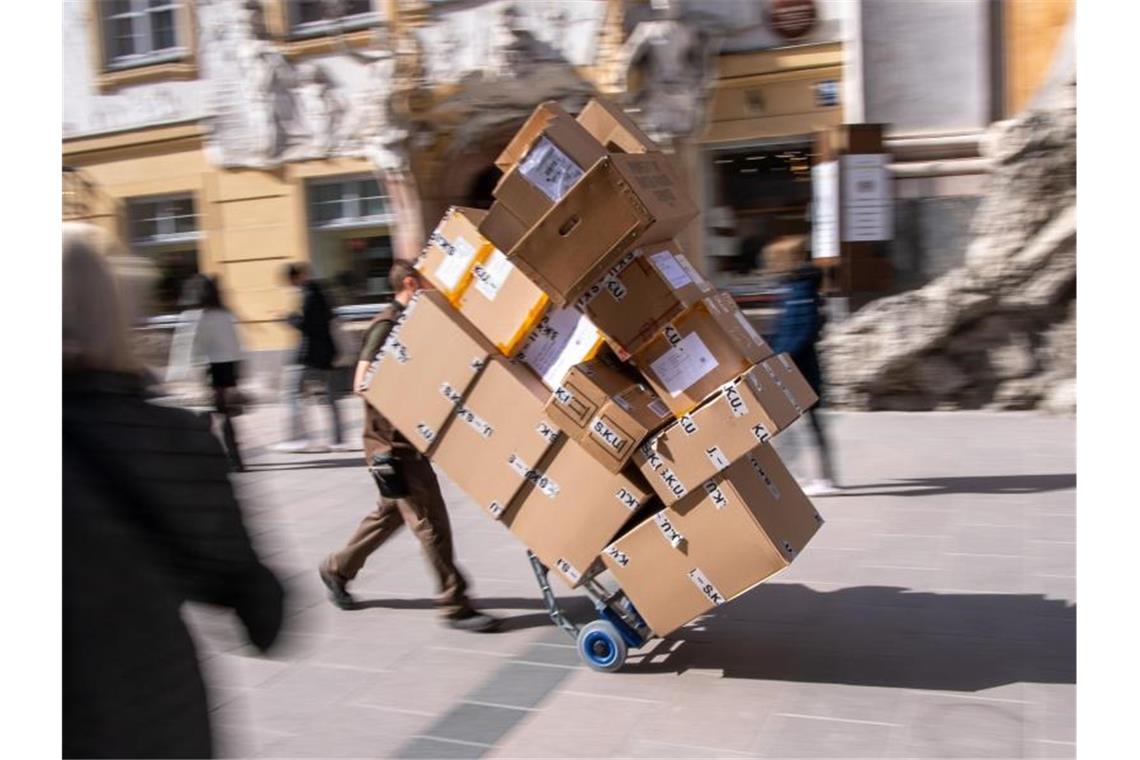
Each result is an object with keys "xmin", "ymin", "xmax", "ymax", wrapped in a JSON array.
[
  {"xmin": 633, "ymin": 353, "xmax": 818, "ymax": 505},
  {"xmin": 575, "ymin": 241, "xmax": 710, "ymax": 358},
  {"xmin": 431, "ymin": 356, "xmax": 563, "ymax": 522},
  {"xmin": 601, "ymin": 443, "xmax": 824, "ymax": 636},
  {"xmin": 361, "ymin": 290, "xmax": 495, "ymax": 455},
  {"xmin": 632, "ymin": 292, "xmax": 774, "ymax": 417},
  {"xmin": 515, "ymin": 305, "xmax": 605, "ymax": 390},
  {"xmin": 484, "ymin": 151, "xmax": 698, "ymax": 307},
  {"xmin": 478, "ymin": 203, "xmax": 529, "ymax": 256},
  {"xmin": 415, "ymin": 207, "xmax": 493, "ymax": 304},
  {"xmin": 545, "ymin": 357, "xmax": 673, "ymax": 473},
  {"xmin": 507, "ymin": 436, "xmax": 657, "ymax": 588},
  {"xmin": 456, "ymin": 248, "xmax": 550, "ymax": 357},
  {"xmin": 576, "ymin": 98, "xmax": 657, "ymax": 154}
]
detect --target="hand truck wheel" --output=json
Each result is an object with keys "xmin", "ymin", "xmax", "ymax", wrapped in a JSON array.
[{"xmin": 576, "ymin": 619, "xmax": 627, "ymax": 672}]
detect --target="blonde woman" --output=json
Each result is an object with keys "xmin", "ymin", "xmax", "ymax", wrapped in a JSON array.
[{"xmin": 62, "ymin": 223, "xmax": 284, "ymax": 758}]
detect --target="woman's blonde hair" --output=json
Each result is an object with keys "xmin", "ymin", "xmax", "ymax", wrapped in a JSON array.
[{"xmin": 62, "ymin": 222, "xmax": 146, "ymax": 374}]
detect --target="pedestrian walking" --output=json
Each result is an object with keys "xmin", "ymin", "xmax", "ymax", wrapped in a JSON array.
[
  {"xmin": 768, "ymin": 262, "xmax": 840, "ymax": 496},
  {"xmin": 318, "ymin": 260, "xmax": 499, "ymax": 632},
  {"xmin": 276, "ymin": 262, "xmax": 347, "ymax": 453},
  {"xmin": 63, "ymin": 223, "xmax": 285, "ymax": 759},
  {"xmin": 184, "ymin": 275, "xmax": 247, "ymax": 471}
]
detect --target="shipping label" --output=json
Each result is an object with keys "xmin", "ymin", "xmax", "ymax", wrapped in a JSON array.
[
  {"xmin": 604, "ymin": 543, "xmax": 630, "ymax": 568},
  {"xmin": 518, "ymin": 136, "xmax": 584, "ymax": 202},
  {"xmin": 639, "ymin": 445, "xmax": 688, "ymax": 500},
  {"xmin": 383, "ymin": 337, "xmax": 410, "ymax": 364},
  {"xmin": 536, "ymin": 420, "xmax": 560, "ymax": 442},
  {"xmin": 654, "ymin": 511, "xmax": 686, "ymax": 549},
  {"xmin": 688, "ymin": 568, "xmax": 726, "ymax": 606},
  {"xmin": 487, "ymin": 501, "xmax": 505, "ymax": 519},
  {"xmin": 554, "ymin": 557, "xmax": 582, "ymax": 583},
  {"xmin": 649, "ymin": 250, "xmax": 694, "ymax": 290},
  {"xmin": 703, "ymin": 480, "xmax": 730, "ymax": 510},
  {"xmin": 614, "ymin": 487, "xmax": 640, "ymax": 511},
  {"xmin": 471, "ymin": 249, "xmax": 513, "ymax": 301},
  {"xmin": 705, "ymin": 445, "xmax": 730, "ymax": 471},
  {"xmin": 751, "ymin": 422, "xmax": 771, "ymax": 443},
  {"xmin": 439, "ymin": 382, "xmax": 463, "ymax": 407},
  {"xmin": 746, "ymin": 454, "xmax": 782, "ymax": 500},
  {"xmin": 433, "ymin": 235, "xmax": 478, "ymax": 291},
  {"xmin": 415, "ymin": 422, "xmax": 436, "ymax": 443},
  {"xmin": 554, "ymin": 386, "xmax": 574, "ymax": 406},
  {"xmin": 649, "ymin": 332, "xmax": 720, "ymax": 397}
]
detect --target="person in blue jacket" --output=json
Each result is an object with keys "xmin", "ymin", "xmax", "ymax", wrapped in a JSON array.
[{"xmin": 768, "ymin": 263, "xmax": 839, "ymax": 496}]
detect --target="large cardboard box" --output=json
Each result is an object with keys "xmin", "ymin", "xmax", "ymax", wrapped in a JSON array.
[
  {"xmin": 482, "ymin": 152, "xmax": 698, "ymax": 307},
  {"xmin": 415, "ymin": 207, "xmax": 493, "ymax": 304},
  {"xmin": 507, "ymin": 436, "xmax": 657, "ymax": 588},
  {"xmin": 601, "ymin": 443, "xmax": 824, "ymax": 636},
  {"xmin": 575, "ymin": 98, "xmax": 657, "ymax": 154},
  {"xmin": 545, "ymin": 357, "xmax": 673, "ymax": 473},
  {"xmin": 633, "ymin": 354, "xmax": 818, "ymax": 506},
  {"xmin": 456, "ymin": 248, "xmax": 550, "ymax": 357},
  {"xmin": 361, "ymin": 290, "xmax": 495, "ymax": 455},
  {"xmin": 576, "ymin": 241, "xmax": 711, "ymax": 358},
  {"xmin": 632, "ymin": 292, "xmax": 774, "ymax": 417},
  {"xmin": 515, "ymin": 305, "xmax": 605, "ymax": 390},
  {"xmin": 432, "ymin": 356, "xmax": 563, "ymax": 522}
]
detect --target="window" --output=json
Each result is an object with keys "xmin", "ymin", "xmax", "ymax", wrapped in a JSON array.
[
  {"xmin": 127, "ymin": 194, "xmax": 202, "ymax": 314},
  {"xmin": 287, "ymin": 0, "xmax": 376, "ymax": 39},
  {"xmin": 306, "ymin": 176, "xmax": 394, "ymax": 304},
  {"xmin": 100, "ymin": 0, "xmax": 186, "ymax": 70}
]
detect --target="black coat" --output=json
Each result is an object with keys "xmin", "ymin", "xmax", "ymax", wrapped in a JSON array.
[
  {"xmin": 63, "ymin": 372, "xmax": 284, "ymax": 758},
  {"xmin": 288, "ymin": 281, "xmax": 338, "ymax": 370}
]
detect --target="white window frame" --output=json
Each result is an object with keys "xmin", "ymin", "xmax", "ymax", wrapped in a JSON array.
[
  {"xmin": 307, "ymin": 175, "xmax": 394, "ymax": 231},
  {"xmin": 127, "ymin": 194, "xmax": 202, "ymax": 248},
  {"xmin": 286, "ymin": 0, "xmax": 378, "ymax": 40},
  {"xmin": 101, "ymin": 0, "xmax": 187, "ymax": 70}
]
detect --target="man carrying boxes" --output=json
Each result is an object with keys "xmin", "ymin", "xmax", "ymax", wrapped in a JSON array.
[{"xmin": 318, "ymin": 261, "xmax": 500, "ymax": 633}]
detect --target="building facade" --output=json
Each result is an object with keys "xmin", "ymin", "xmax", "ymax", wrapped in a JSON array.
[{"xmin": 62, "ymin": 0, "xmax": 1073, "ymax": 359}]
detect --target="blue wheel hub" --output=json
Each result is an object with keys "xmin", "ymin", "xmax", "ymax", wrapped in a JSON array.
[{"xmin": 582, "ymin": 630, "xmax": 618, "ymax": 667}]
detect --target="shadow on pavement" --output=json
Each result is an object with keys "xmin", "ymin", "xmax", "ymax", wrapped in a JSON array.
[
  {"xmin": 828, "ymin": 473, "xmax": 1075, "ymax": 498},
  {"xmin": 628, "ymin": 584, "xmax": 1075, "ymax": 691},
  {"xmin": 349, "ymin": 595, "xmax": 596, "ymax": 633}
]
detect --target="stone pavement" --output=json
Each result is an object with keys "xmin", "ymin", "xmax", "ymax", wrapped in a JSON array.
[{"xmin": 184, "ymin": 398, "xmax": 1075, "ymax": 759}]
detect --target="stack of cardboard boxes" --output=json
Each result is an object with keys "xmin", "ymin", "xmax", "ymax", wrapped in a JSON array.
[{"xmin": 362, "ymin": 98, "xmax": 825, "ymax": 638}]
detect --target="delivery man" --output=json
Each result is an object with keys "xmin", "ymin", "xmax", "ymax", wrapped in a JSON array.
[{"xmin": 318, "ymin": 260, "xmax": 499, "ymax": 632}]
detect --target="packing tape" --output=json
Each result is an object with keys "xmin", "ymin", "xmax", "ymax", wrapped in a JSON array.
[
  {"xmin": 604, "ymin": 543, "xmax": 630, "ymax": 568},
  {"xmin": 654, "ymin": 511, "xmax": 686, "ymax": 550},
  {"xmin": 497, "ymin": 292, "xmax": 551, "ymax": 356},
  {"xmin": 457, "ymin": 406, "xmax": 494, "ymax": 438},
  {"xmin": 414, "ymin": 422, "xmax": 436, "ymax": 444},
  {"xmin": 688, "ymin": 568, "xmax": 725, "ymax": 605},
  {"xmin": 487, "ymin": 501, "xmax": 505, "ymax": 519},
  {"xmin": 554, "ymin": 557, "xmax": 582, "ymax": 584},
  {"xmin": 703, "ymin": 480, "xmax": 730, "ymax": 510},
  {"xmin": 536, "ymin": 420, "xmax": 560, "ymax": 443},
  {"xmin": 722, "ymin": 381, "xmax": 749, "ymax": 418},
  {"xmin": 639, "ymin": 445, "xmax": 688, "ymax": 501},
  {"xmin": 591, "ymin": 417, "xmax": 626, "ymax": 452},
  {"xmin": 439, "ymin": 382, "xmax": 463, "ymax": 407},
  {"xmin": 614, "ymin": 487, "xmax": 640, "ymax": 511},
  {"xmin": 704, "ymin": 445, "xmax": 730, "ymax": 471},
  {"xmin": 679, "ymin": 414, "xmax": 699, "ymax": 435},
  {"xmin": 746, "ymin": 453, "xmax": 782, "ymax": 500}
]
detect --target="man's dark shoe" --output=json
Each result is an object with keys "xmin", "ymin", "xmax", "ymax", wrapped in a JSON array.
[
  {"xmin": 446, "ymin": 609, "xmax": 501, "ymax": 633},
  {"xmin": 318, "ymin": 565, "xmax": 356, "ymax": 610}
]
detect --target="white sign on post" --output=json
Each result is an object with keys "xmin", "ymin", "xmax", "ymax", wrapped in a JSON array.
[
  {"xmin": 811, "ymin": 161, "xmax": 839, "ymax": 259},
  {"xmin": 841, "ymin": 154, "xmax": 893, "ymax": 241}
]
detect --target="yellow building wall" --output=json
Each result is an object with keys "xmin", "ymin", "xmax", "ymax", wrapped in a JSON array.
[{"xmin": 1005, "ymin": 0, "xmax": 1075, "ymax": 116}]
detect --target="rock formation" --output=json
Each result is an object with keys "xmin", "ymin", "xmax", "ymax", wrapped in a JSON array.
[{"xmin": 821, "ymin": 24, "xmax": 1076, "ymax": 414}]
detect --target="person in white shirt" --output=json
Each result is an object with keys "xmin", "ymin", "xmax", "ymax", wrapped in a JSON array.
[{"xmin": 189, "ymin": 276, "xmax": 246, "ymax": 471}]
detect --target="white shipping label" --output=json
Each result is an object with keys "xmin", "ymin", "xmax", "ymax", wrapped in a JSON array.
[
  {"xmin": 591, "ymin": 417, "xmax": 625, "ymax": 452},
  {"xmin": 649, "ymin": 332, "xmax": 720, "ymax": 397},
  {"xmin": 648, "ymin": 399, "xmax": 671, "ymax": 419},
  {"xmin": 688, "ymin": 568, "xmax": 726, "ymax": 605},
  {"xmin": 384, "ymin": 337, "xmax": 410, "ymax": 364},
  {"xmin": 487, "ymin": 501, "xmax": 505, "ymax": 519},
  {"xmin": 521, "ymin": 308, "xmax": 601, "ymax": 389},
  {"xmin": 605, "ymin": 543, "xmax": 630, "ymax": 567},
  {"xmin": 439, "ymin": 382, "xmax": 463, "ymax": 407},
  {"xmin": 723, "ymin": 383, "xmax": 749, "ymax": 418},
  {"xmin": 507, "ymin": 452, "xmax": 532, "ymax": 480},
  {"xmin": 703, "ymin": 480, "xmax": 730, "ymax": 510},
  {"xmin": 457, "ymin": 406, "xmax": 494, "ymax": 438},
  {"xmin": 471, "ymin": 249, "xmax": 514, "ymax": 301},
  {"xmin": 554, "ymin": 558, "xmax": 582, "ymax": 583},
  {"xmin": 433, "ymin": 236, "xmax": 478, "ymax": 291},
  {"xmin": 650, "ymin": 250, "xmax": 694, "ymax": 290},
  {"xmin": 654, "ymin": 511, "xmax": 686, "ymax": 549},
  {"xmin": 614, "ymin": 487, "xmax": 640, "ymax": 511},
  {"xmin": 518, "ymin": 136, "xmax": 584, "ymax": 202},
  {"xmin": 747, "ymin": 454, "xmax": 782, "ymax": 500},
  {"xmin": 705, "ymin": 446, "xmax": 730, "ymax": 471},
  {"xmin": 675, "ymin": 254, "xmax": 714, "ymax": 292}
]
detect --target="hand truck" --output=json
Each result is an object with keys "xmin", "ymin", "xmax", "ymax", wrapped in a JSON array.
[{"xmin": 526, "ymin": 550, "xmax": 653, "ymax": 672}]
